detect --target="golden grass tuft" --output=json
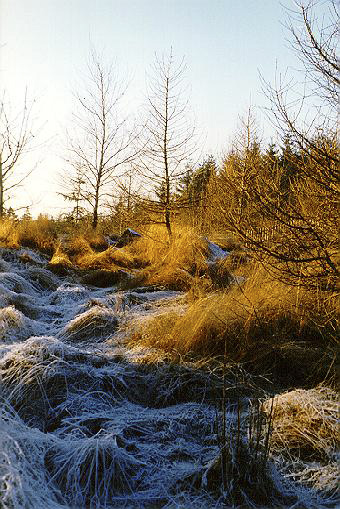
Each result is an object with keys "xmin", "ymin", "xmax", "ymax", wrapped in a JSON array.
[
  {"xmin": 48, "ymin": 244, "xmax": 73, "ymax": 267},
  {"xmin": 264, "ymin": 387, "xmax": 339, "ymax": 461},
  {"xmin": 63, "ymin": 235, "xmax": 92, "ymax": 257},
  {"xmin": 125, "ymin": 224, "xmax": 210, "ymax": 290},
  {"xmin": 75, "ymin": 246, "xmax": 136, "ymax": 270},
  {"xmin": 0, "ymin": 218, "xmax": 20, "ymax": 248},
  {"xmin": 129, "ymin": 310, "xmax": 182, "ymax": 352},
  {"xmin": 128, "ymin": 264, "xmax": 338, "ymax": 384},
  {"xmin": 0, "ymin": 216, "xmax": 57, "ymax": 253}
]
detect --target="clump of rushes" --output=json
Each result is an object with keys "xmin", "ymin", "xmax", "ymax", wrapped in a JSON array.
[{"xmin": 201, "ymin": 397, "xmax": 282, "ymax": 507}]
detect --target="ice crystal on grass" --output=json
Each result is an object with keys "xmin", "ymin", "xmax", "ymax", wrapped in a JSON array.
[
  {"xmin": 61, "ymin": 305, "xmax": 118, "ymax": 342},
  {"xmin": 0, "ymin": 402, "xmax": 65, "ymax": 509},
  {"xmin": 46, "ymin": 435, "xmax": 145, "ymax": 508}
]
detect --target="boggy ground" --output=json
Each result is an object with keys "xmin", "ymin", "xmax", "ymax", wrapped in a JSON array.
[{"xmin": 0, "ymin": 230, "xmax": 338, "ymax": 508}]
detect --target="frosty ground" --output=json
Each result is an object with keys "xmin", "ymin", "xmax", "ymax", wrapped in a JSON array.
[{"xmin": 0, "ymin": 245, "xmax": 338, "ymax": 508}]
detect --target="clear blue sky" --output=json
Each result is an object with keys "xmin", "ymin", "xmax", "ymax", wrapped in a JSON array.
[{"xmin": 0, "ymin": 0, "xmax": 301, "ymax": 216}]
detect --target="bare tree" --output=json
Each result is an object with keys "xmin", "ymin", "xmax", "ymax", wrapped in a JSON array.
[
  {"xmin": 0, "ymin": 91, "xmax": 36, "ymax": 217},
  {"xmin": 286, "ymin": 0, "xmax": 339, "ymax": 108},
  {"xmin": 136, "ymin": 49, "xmax": 196, "ymax": 237},
  {"xmin": 64, "ymin": 52, "xmax": 138, "ymax": 229}
]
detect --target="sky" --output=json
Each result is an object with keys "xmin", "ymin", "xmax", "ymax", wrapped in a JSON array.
[{"xmin": 0, "ymin": 0, "xmax": 303, "ymax": 217}]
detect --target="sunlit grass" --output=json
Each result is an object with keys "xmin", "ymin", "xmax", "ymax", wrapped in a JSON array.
[
  {"xmin": 0, "ymin": 216, "xmax": 57, "ymax": 253},
  {"xmin": 127, "ymin": 264, "xmax": 338, "ymax": 384}
]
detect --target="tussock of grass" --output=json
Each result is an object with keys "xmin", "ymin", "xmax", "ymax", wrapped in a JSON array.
[
  {"xmin": 0, "ymin": 337, "xmax": 104, "ymax": 427},
  {"xmin": 46, "ymin": 436, "xmax": 144, "ymax": 507},
  {"xmin": 26, "ymin": 267, "xmax": 59, "ymax": 290},
  {"xmin": 128, "ymin": 310, "xmax": 184, "ymax": 356},
  {"xmin": 49, "ymin": 244, "xmax": 72, "ymax": 267},
  {"xmin": 18, "ymin": 250, "xmax": 46, "ymax": 265},
  {"xmin": 48, "ymin": 244, "xmax": 73, "ymax": 275},
  {"xmin": 0, "ymin": 271, "xmax": 37, "ymax": 294},
  {"xmin": 264, "ymin": 387, "xmax": 339, "ymax": 462},
  {"xmin": 125, "ymin": 225, "xmax": 210, "ymax": 290},
  {"xmin": 76, "ymin": 246, "xmax": 136, "ymax": 270},
  {"xmin": 62, "ymin": 305, "xmax": 118, "ymax": 342},
  {"xmin": 0, "ymin": 402, "xmax": 64, "ymax": 509},
  {"xmin": 0, "ymin": 306, "xmax": 24, "ymax": 340},
  {"xmin": 128, "ymin": 265, "xmax": 338, "ymax": 384},
  {"xmin": 63, "ymin": 235, "xmax": 92, "ymax": 257}
]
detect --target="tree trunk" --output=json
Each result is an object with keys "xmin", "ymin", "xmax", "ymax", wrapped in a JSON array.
[
  {"xmin": 165, "ymin": 206, "xmax": 172, "ymax": 237},
  {"xmin": 0, "ymin": 152, "xmax": 4, "ymax": 218},
  {"xmin": 163, "ymin": 77, "xmax": 172, "ymax": 238},
  {"xmin": 92, "ymin": 193, "xmax": 99, "ymax": 229}
]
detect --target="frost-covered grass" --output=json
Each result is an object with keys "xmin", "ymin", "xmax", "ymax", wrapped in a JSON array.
[
  {"xmin": 264, "ymin": 387, "xmax": 339, "ymax": 462},
  {"xmin": 46, "ymin": 434, "xmax": 145, "ymax": 507},
  {"xmin": 0, "ymin": 243, "xmax": 338, "ymax": 508},
  {"xmin": 0, "ymin": 306, "xmax": 24, "ymax": 340},
  {"xmin": 0, "ymin": 402, "xmax": 66, "ymax": 509},
  {"xmin": 263, "ymin": 387, "xmax": 340, "ymax": 506},
  {"xmin": 61, "ymin": 305, "xmax": 119, "ymax": 342}
]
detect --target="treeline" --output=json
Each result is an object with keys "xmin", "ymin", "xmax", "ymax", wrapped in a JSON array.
[{"xmin": 0, "ymin": 0, "xmax": 338, "ymax": 291}]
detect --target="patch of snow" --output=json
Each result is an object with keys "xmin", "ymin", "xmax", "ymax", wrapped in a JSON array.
[
  {"xmin": 207, "ymin": 241, "xmax": 230, "ymax": 262},
  {"xmin": 125, "ymin": 228, "xmax": 141, "ymax": 236}
]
